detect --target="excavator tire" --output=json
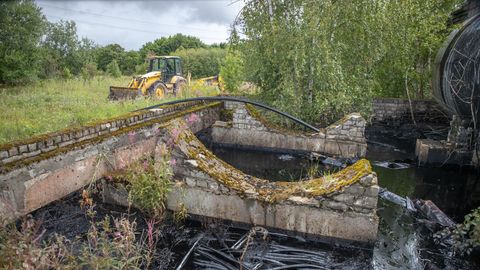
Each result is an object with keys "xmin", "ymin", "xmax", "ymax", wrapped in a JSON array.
[
  {"xmin": 174, "ymin": 79, "xmax": 187, "ymax": 97},
  {"xmin": 148, "ymin": 81, "xmax": 167, "ymax": 99}
]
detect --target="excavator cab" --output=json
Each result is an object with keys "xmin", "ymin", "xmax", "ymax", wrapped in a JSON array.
[
  {"xmin": 109, "ymin": 56, "xmax": 186, "ymax": 100},
  {"xmin": 149, "ymin": 57, "xmax": 182, "ymax": 83}
]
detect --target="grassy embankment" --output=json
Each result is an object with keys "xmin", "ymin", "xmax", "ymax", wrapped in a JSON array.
[{"xmin": 0, "ymin": 76, "xmax": 220, "ymax": 144}]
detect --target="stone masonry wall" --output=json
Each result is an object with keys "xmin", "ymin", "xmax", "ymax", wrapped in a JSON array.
[
  {"xmin": 173, "ymin": 160, "xmax": 379, "ymax": 217},
  {"xmin": 372, "ymin": 98, "xmax": 447, "ymax": 123},
  {"xmin": 215, "ymin": 102, "xmax": 367, "ymax": 158},
  {"xmin": 228, "ymin": 102, "xmax": 268, "ymax": 131}
]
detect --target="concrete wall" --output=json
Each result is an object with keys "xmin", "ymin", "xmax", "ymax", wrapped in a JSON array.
[
  {"xmin": 372, "ymin": 98, "xmax": 447, "ymax": 123},
  {"xmin": 0, "ymin": 101, "xmax": 206, "ymax": 168},
  {"xmin": 168, "ymin": 164, "xmax": 378, "ymax": 244},
  {"xmin": 103, "ymin": 120, "xmax": 379, "ymax": 244},
  {"xmin": 0, "ymin": 102, "xmax": 222, "ymax": 221},
  {"xmin": 212, "ymin": 102, "xmax": 367, "ymax": 158},
  {"xmin": 1, "ymin": 100, "xmax": 379, "ymax": 244}
]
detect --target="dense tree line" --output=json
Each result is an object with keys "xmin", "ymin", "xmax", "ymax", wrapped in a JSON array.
[
  {"xmin": 0, "ymin": 0, "xmax": 226, "ymax": 84},
  {"xmin": 1, "ymin": 0, "xmax": 465, "ymax": 125},
  {"xmin": 234, "ymin": 0, "xmax": 462, "ymax": 124}
]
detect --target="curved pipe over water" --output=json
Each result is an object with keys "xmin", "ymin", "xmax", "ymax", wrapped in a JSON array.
[{"xmin": 132, "ymin": 96, "xmax": 320, "ymax": 133}]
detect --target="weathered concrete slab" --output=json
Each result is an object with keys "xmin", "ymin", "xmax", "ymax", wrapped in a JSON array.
[
  {"xmin": 415, "ymin": 139, "xmax": 472, "ymax": 166},
  {"xmin": 166, "ymin": 186, "xmax": 378, "ymax": 243}
]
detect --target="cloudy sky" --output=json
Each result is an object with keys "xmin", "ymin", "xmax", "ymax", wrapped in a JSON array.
[{"xmin": 36, "ymin": 0, "xmax": 244, "ymax": 50}]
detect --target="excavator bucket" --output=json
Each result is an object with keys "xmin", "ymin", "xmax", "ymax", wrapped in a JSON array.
[{"xmin": 108, "ymin": 86, "xmax": 142, "ymax": 101}]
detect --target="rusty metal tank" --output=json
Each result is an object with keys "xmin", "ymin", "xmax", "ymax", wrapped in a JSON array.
[{"xmin": 433, "ymin": 1, "xmax": 480, "ymax": 120}]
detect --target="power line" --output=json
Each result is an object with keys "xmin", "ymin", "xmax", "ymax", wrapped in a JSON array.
[
  {"xmin": 39, "ymin": 3, "xmax": 229, "ymax": 34},
  {"xmin": 44, "ymin": 14, "xmax": 227, "ymax": 43}
]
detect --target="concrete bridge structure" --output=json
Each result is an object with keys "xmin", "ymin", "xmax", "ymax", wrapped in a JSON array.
[{"xmin": 0, "ymin": 99, "xmax": 378, "ymax": 245}]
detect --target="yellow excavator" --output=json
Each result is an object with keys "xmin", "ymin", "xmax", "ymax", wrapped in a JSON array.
[{"xmin": 109, "ymin": 56, "xmax": 187, "ymax": 100}]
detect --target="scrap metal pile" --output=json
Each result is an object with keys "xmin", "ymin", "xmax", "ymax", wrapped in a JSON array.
[{"xmin": 176, "ymin": 226, "xmax": 370, "ymax": 270}]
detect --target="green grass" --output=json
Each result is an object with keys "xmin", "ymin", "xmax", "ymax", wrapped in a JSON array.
[{"xmin": 0, "ymin": 76, "xmax": 220, "ymax": 144}]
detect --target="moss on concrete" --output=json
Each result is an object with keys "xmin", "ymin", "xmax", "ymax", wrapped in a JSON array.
[
  {"xmin": 168, "ymin": 118, "xmax": 372, "ymax": 203},
  {"xmin": 219, "ymin": 109, "xmax": 233, "ymax": 122},
  {"xmin": 0, "ymin": 101, "xmax": 206, "ymax": 152}
]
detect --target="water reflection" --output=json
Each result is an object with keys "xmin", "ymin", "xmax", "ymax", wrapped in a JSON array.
[{"xmin": 204, "ymin": 144, "xmax": 478, "ymax": 269}]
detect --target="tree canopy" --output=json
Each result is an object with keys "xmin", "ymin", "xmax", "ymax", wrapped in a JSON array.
[
  {"xmin": 139, "ymin": 34, "xmax": 206, "ymax": 60},
  {"xmin": 235, "ymin": 0, "xmax": 462, "ymax": 124},
  {"xmin": 0, "ymin": 0, "xmax": 46, "ymax": 84}
]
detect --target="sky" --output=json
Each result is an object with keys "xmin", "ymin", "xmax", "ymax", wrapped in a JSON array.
[{"xmin": 36, "ymin": 0, "xmax": 244, "ymax": 50}]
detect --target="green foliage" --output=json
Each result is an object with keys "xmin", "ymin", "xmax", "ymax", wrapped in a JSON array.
[
  {"xmin": 220, "ymin": 50, "xmax": 244, "ymax": 93},
  {"xmin": 450, "ymin": 207, "xmax": 480, "ymax": 255},
  {"xmin": 106, "ymin": 60, "xmax": 122, "ymax": 78},
  {"xmin": 95, "ymin": 44, "xmax": 125, "ymax": 72},
  {"xmin": 80, "ymin": 62, "xmax": 99, "ymax": 82},
  {"xmin": 372, "ymin": 0, "xmax": 461, "ymax": 98},
  {"xmin": 126, "ymin": 156, "xmax": 172, "ymax": 218},
  {"xmin": 0, "ymin": 215, "xmax": 151, "ymax": 269},
  {"xmin": 135, "ymin": 62, "xmax": 149, "ymax": 74},
  {"xmin": 173, "ymin": 203, "xmax": 188, "ymax": 224},
  {"xmin": 120, "ymin": 51, "xmax": 140, "ymax": 75},
  {"xmin": 139, "ymin": 33, "xmax": 206, "ymax": 60},
  {"xmin": 174, "ymin": 47, "xmax": 227, "ymax": 78},
  {"xmin": 237, "ymin": 0, "xmax": 461, "ymax": 124},
  {"xmin": 0, "ymin": 0, "xmax": 46, "ymax": 84},
  {"xmin": 41, "ymin": 20, "xmax": 82, "ymax": 77},
  {"xmin": 61, "ymin": 67, "xmax": 73, "ymax": 80}
]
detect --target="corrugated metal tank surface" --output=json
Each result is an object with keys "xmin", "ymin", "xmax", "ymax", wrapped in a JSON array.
[{"xmin": 433, "ymin": 1, "xmax": 480, "ymax": 120}]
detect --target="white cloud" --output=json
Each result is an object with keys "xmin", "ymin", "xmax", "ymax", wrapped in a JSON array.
[{"xmin": 36, "ymin": 0, "xmax": 244, "ymax": 50}]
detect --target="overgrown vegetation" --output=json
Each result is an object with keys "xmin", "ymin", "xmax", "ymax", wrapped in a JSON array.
[
  {"xmin": 220, "ymin": 50, "xmax": 245, "ymax": 94},
  {"xmin": 449, "ymin": 207, "xmax": 480, "ymax": 255},
  {"xmin": 126, "ymin": 156, "xmax": 173, "ymax": 219},
  {"xmin": 233, "ymin": 0, "xmax": 462, "ymax": 124},
  {"xmin": 174, "ymin": 47, "xmax": 227, "ymax": 79},
  {"xmin": 0, "ymin": 209, "xmax": 161, "ymax": 269},
  {"xmin": 0, "ymin": 76, "xmax": 219, "ymax": 143}
]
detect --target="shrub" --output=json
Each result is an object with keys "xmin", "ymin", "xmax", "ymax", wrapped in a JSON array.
[
  {"xmin": 220, "ymin": 50, "xmax": 244, "ymax": 93},
  {"xmin": 126, "ymin": 156, "xmax": 173, "ymax": 218},
  {"xmin": 80, "ymin": 61, "xmax": 98, "ymax": 82},
  {"xmin": 106, "ymin": 60, "xmax": 122, "ymax": 78},
  {"xmin": 61, "ymin": 67, "xmax": 72, "ymax": 79},
  {"xmin": 173, "ymin": 202, "xmax": 188, "ymax": 224},
  {"xmin": 135, "ymin": 62, "xmax": 148, "ymax": 75},
  {"xmin": 450, "ymin": 207, "xmax": 480, "ymax": 255},
  {"xmin": 174, "ymin": 47, "xmax": 227, "ymax": 78},
  {"xmin": 0, "ymin": 216, "xmax": 61, "ymax": 269},
  {"xmin": 74, "ymin": 217, "xmax": 144, "ymax": 269}
]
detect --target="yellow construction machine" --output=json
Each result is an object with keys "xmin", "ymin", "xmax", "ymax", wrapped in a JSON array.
[{"xmin": 109, "ymin": 56, "xmax": 187, "ymax": 100}]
